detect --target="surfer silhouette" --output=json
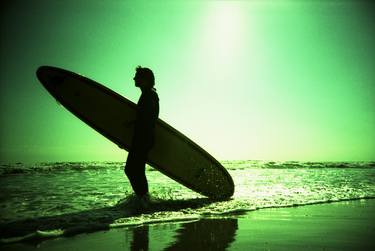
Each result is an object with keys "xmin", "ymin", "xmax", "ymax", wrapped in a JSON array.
[{"xmin": 124, "ymin": 66, "xmax": 159, "ymax": 206}]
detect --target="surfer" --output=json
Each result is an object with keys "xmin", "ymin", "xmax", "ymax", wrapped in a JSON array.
[{"xmin": 124, "ymin": 66, "xmax": 159, "ymax": 207}]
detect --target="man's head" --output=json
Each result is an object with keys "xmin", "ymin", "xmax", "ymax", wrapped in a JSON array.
[{"xmin": 133, "ymin": 66, "xmax": 155, "ymax": 89}]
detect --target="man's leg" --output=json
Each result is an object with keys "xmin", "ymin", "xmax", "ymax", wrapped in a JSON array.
[{"xmin": 124, "ymin": 151, "xmax": 149, "ymax": 196}]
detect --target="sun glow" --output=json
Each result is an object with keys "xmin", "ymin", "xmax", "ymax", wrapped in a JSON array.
[{"xmin": 199, "ymin": 2, "xmax": 245, "ymax": 68}]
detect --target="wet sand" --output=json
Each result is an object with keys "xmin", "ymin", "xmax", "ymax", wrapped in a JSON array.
[{"xmin": 2, "ymin": 199, "xmax": 374, "ymax": 251}]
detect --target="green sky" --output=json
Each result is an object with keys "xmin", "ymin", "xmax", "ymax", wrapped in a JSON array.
[{"xmin": 1, "ymin": 0, "xmax": 374, "ymax": 163}]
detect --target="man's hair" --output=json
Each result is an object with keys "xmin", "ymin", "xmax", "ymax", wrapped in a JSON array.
[{"xmin": 136, "ymin": 66, "xmax": 155, "ymax": 87}]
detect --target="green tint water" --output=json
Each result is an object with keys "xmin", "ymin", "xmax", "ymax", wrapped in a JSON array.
[{"xmin": 0, "ymin": 160, "xmax": 374, "ymax": 247}]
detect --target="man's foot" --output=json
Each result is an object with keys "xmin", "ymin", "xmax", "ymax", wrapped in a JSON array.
[{"xmin": 138, "ymin": 193, "xmax": 150, "ymax": 209}]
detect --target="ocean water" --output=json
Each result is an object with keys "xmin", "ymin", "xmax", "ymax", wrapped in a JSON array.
[{"xmin": 1, "ymin": 160, "xmax": 374, "ymax": 243}]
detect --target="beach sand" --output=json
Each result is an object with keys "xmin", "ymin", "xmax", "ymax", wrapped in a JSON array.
[{"xmin": 2, "ymin": 199, "xmax": 374, "ymax": 251}]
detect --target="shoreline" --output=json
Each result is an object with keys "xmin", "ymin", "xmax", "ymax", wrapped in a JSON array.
[{"xmin": 2, "ymin": 199, "xmax": 374, "ymax": 250}]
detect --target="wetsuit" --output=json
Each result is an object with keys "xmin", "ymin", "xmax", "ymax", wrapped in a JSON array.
[{"xmin": 125, "ymin": 88, "xmax": 159, "ymax": 196}]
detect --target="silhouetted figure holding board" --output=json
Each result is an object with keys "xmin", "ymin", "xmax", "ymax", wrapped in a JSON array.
[{"xmin": 125, "ymin": 66, "xmax": 159, "ymax": 206}]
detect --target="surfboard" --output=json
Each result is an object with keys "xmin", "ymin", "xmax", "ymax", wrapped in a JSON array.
[{"xmin": 36, "ymin": 66, "xmax": 234, "ymax": 199}]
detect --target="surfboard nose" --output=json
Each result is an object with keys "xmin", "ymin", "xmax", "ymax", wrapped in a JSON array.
[
  {"xmin": 37, "ymin": 66, "xmax": 66, "ymax": 93},
  {"xmin": 36, "ymin": 66, "xmax": 50, "ymax": 84}
]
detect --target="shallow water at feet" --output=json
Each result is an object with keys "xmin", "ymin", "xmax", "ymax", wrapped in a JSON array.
[{"xmin": 0, "ymin": 160, "xmax": 374, "ymax": 239}]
